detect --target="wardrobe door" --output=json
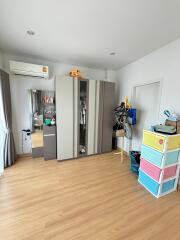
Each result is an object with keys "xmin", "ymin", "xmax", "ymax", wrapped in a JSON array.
[
  {"xmin": 87, "ymin": 80, "xmax": 96, "ymax": 155},
  {"xmin": 78, "ymin": 79, "xmax": 89, "ymax": 156},
  {"xmin": 73, "ymin": 78, "xmax": 78, "ymax": 158},
  {"xmin": 56, "ymin": 76, "xmax": 77, "ymax": 160},
  {"xmin": 101, "ymin": 81, "xmax": 115, "ymax": 153},
  {"xmin": 97, "ymin": 81, "xmax": 104, "ymax": 153},
  {"xmin": 94, "ymin": 80, "xmax": 101, "ymax": 154}
]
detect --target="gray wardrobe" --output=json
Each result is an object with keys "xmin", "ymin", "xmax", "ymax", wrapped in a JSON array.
[{"xmin": 55, "ymin": 76, "xmax": 115, "ymax": 161}]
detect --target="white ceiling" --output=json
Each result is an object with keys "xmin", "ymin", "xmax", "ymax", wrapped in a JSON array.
[{"xmin": 1, "ymin": 0, "xmax": 180, "ymax": 69}]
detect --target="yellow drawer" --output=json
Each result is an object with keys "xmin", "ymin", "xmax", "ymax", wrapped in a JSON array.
[
  {"xmin": 143, "ymin": 131, "xmax": 165, "ymax": 152},
  {"xmin": 167, "ymin": 135, "xmax": 180, "ymax": 150},
  {"xmin": 143, "ymin": 131, "xmax": 180, "ymax": 152}
]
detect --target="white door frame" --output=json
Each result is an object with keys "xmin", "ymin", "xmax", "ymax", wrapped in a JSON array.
[
  {"xmin": 130, "ymin": 79, "xmax": 163, "ymax": 151},
  {"xmin": 131, "ymin": 79, "xmax": 163, "ymax": 123}
]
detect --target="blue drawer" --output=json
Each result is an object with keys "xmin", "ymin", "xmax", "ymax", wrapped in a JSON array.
[
  {"xmin": 139, "ymin": 169, "xmax": 159, "ymax": 195},
  {"xmin": 141, "ymin": 145, "xmax": 163, "ymax": 167},
  {"xmin": 162, "ymin": 179, "xmax": 175, "ymax": 193},
  {"xmin": 138, "ymin": 170, "xmax": 175, "ymax": 196},
  {"xmin": 165, "ymin": 151, "xmax": 179, "ymax": 166},
  {"xmin": 141, "ymin": 145, "xmax": 179, "ymax": 167}
]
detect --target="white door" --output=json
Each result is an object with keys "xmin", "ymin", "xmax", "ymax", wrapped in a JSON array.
[
  {"xmin": 133, "ymin": 82, "xmax": 160, "ymax": 150},
  {"xmin": 56, "ymin": 76, "xmax": 78, "ymax": 160}
]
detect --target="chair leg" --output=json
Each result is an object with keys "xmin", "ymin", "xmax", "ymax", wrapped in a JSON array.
[
  {"xmin": 114, "ymin": 137, "xmax": 124, "ymax": 163},
  {"xmin": 121, "ymin": 137, "xmax": 124, "ymax": 163}
]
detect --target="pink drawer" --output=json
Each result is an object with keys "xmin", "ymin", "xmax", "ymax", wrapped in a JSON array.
[
  {"xmin": 140, "ymin": 158, "xmax": 161, "ymax": 181},
  {"xmin": 140, "ymin": 158, "xmax": 177, "ymax": 181},
  {"xmin": 164, "ymin": 165, "xmax": 177, "ymax": 180}
]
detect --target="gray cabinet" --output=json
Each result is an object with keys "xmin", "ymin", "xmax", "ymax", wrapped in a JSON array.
[
  {"xmin": 43, "ymin": 125, "xmax": 57, "ymax": 160},
  {"xmin": 100, "ymin": 82, "xmax": 115, "ymax": 153}
]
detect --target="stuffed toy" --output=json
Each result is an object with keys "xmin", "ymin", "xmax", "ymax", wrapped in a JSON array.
[{"xmin": 69, "ymin": 69, "xmax": 83, "ymax": 78}]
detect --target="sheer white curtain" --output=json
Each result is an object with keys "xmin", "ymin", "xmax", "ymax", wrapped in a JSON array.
[{"xmin": 0, "ymin": 83, "xmax": 4, "ymax": 175}]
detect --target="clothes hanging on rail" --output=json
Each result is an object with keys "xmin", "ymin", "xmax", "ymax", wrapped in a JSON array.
[{"xmin": 80, "ymin": 100, "xmax": 86, "ymax": 127}]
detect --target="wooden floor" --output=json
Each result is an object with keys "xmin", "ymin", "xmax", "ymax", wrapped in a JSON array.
[{"xmin": 0, "ymin": 152, "xmax": 180, "ymax": 240}]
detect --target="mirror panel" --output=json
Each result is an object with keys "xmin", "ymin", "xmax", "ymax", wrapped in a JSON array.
[
  {"xmin": 28, "ymin": 89, "xmax": 55, "ymax": 157},
  {"xmin": 79, "ymin": 80, "xmax": 88, "ymax": 156}
]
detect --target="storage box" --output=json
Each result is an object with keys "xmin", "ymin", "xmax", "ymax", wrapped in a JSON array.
[
  {"xmin": 130, "ymin": 151, "xmax": 141, "ymax": 175},
  {"xmin": 140, "ymin": 158, "xmax": 177, "ymax": 182},
  {"xmin": 138, "ymin": 129, "xmax": 180, "ymax": 198},
  {"xmin": 139, "ymin": 170, "xmax": 176, "ymax": 196},
  {"xmin": 165, "ymin": 120, "xmax": 180, "ymax": 134}
]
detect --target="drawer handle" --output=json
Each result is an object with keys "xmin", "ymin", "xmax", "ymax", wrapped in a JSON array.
[
  {"xmin": 159, "ymin": 139, "xmax": 164, "ymax": 145},
  {"xmin": 44, "ymin": 134, "xmax": 55, "ymax": 137}
]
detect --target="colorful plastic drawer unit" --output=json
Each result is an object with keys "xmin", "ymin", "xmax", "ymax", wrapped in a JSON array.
[
  {"xmin": 140, "ymin": 158, "xmax": 177, "ymax": 182},
  {"xmin": 139, "ymin": 130, "xmax": 180, "ymax": 198},
  {"xmin": 141, "ymin": 145, "xmax": 179, "ymax": 167},
  {"xmin": 139, "ymin": 170, "xmax": 176, "ymax": 197},
  {"xmin": 143, "ymin": 130, "xmax": 180, "ymax": 152}
]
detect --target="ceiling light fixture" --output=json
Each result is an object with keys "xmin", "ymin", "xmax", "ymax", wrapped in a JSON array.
[
  {"xmin": 109, "ymin": 52, "xmax": 116, "ymax": 56},
  {"xmin": 27, "ymin": 30, "xmax": 35, "ymax": 36}
]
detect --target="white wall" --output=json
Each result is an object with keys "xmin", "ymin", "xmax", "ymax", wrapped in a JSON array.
[
  {"xmin": 3, "ymin": 52, "xmax": 115, "ymax": 154},
  {"xmin": 116, "ymin": 38, "xmax": 180, "ymax": 152}
]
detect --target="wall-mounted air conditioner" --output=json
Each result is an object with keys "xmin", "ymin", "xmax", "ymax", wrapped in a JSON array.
[{"xmin": 9, "ymin": 61, "xmax": 49, "ymax": 79}]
